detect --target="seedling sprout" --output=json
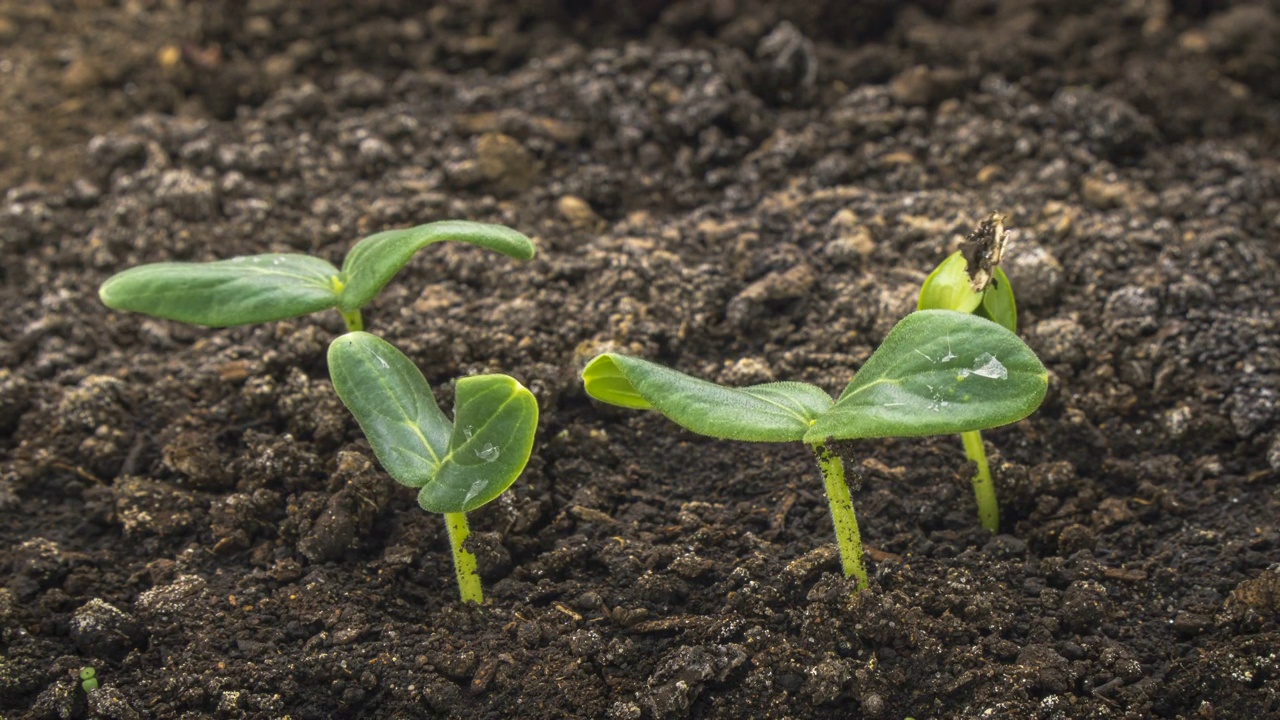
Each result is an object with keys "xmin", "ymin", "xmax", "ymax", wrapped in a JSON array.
[
  {"xmin": 79, "ymin": 666, "xmax": 98, "ymax": 692},
  {"xmin": 917, "ymin": 213, "xmax": 1018, "ymax": 532},
  {"xmin": 328, "ymin": 332, "xmax": 537, "ymax": 603},
  {"xmin": 582, "ymin": 310, "xmax": 1046, "ymax": 590},
  {"xmin": 99, "ymin": 220, "xmax": 535, "ymax": 332}
]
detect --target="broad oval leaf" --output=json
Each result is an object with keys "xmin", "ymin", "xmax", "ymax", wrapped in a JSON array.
[
  {"xmin": 99, "ymin": 254, "xmax": 341, "ymax": 327},
  {"xmin": 918, "ymin": 251, "xmax": 982, "ymax": 315},
  {"xmin": 804, "ymin": 310, "xmax": 1046, "ymax": 443},
  {"xmin": 339, "ymin": 221, "xmax": 536, "ymax": 311},
  {"xmin": 976, "ymin": 266, "xmax": 1016, "ymax": 332},
  {"xmin": 418, "ymin": 374, "xmax": 538, "ymax": 514},
  {"xmin": 327, "ymin": 332, "xmax": 451, "ymax": 487},
  {"xmin": 582, "ymin": 353, "xmax": 833, "ymax": 442}
]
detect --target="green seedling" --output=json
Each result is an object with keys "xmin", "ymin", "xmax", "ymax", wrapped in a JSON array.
[
  {"xmin": 99, "ymin": 220, "xmax": 535, "ymax": 332},
  {"xmin": 79, "ymin": 666, "xmax": 98, "ymax": 692},
  {"xmin": 328, "ymin": 332, "xmax": 537, "ymax": 604},
  {"xmin": 917, "ymin": 213, "xmax": 1016, "ymax": 533},
  {"xmin": 582, "ymin": 310, "xmax": 1046, "ymax": 590}
]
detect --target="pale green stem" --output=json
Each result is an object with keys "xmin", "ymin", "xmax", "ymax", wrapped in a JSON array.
[
  {"xmin": 444, "ymin": 512, "xmax": 482, "ymax": 604},
  {"xmin": 338, "ymin": 308, "xmax": 364, "ymax": 332},
  {"xmin": 961, "ymin": 430, "xmax": 999, "ymax": 533},
  {"xmin": 812, "ymin": 443, "xmax": 868, "ymax": 590}
]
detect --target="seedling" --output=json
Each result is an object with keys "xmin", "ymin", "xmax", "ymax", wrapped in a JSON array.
[
  {"xmin": 917, "ymin": 213, "xmax": 1016, "ymax": 533},
  {"xmin": 328, "ymin": 332, "xmax": 537, "ymax": 603},
  {"xmin": 79, "ymin": 666, "xmax": 98, "ymax": 692},
  {"xmin": 99, "ymin": 220, "xmax": 535, "ymax": 332},
  {"xmin": 582, "ymin": 310, "xmax": 1046, "ymax": 590}
]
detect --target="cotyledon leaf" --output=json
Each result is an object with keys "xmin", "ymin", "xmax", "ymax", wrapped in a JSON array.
[
  {"xmin": 338, "ymin": 220, "xmax": 536, "ymax": 311},
  {"xmin": 976, "ymin": 266, "xmax": 1016, "ymax": 332},
  {"xmin": 917, "ymin": 251, "xmax": 983, "ymax": 315},
  {"xmin": 99, "ymin": 254, "xmax": 341, "ymax": 327},
  {"xmin": 804, "ymin": 310, "xmax": 1046, "ymax": 443},
  {"xmin": 417, "ymin": 374, "xmax": 539, "ymax": 514},
  {"xmin": 327, "ymin": 332, "xmax": 451, "ymax": 487},
  {"xmin": 582, "ymin": 353, "xmax": 834, "ymax": 443}
]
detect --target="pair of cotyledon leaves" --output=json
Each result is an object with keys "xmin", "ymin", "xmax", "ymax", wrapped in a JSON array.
[
  {"xmin": 583, "ymin": 309, "xmax": 1046, "ymax": 445},
  {"xmin": 328, "ymin": 332, "xmax": 538, "ymax": 515},
  {"xmin": 918, "ymin": 251, "xmax": 1016, "ymax": 331},
  {"xmin": 98, "ymin": 220, "xmax": 535, "ymax": 327}
]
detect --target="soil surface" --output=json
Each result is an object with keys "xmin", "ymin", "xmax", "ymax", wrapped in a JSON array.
[{"xmin": 3, "ymin": 1, "xmax": 1280, "ymax": 718}]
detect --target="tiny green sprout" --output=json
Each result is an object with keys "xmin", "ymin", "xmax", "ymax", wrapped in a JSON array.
[
  {"xmin": 327, "ymin": 332, "xmax": 537, "ymax": 604},
  {"xmin": 918, "ymin": 213, "xmax": 1017, "ymax": 533},
  {"xmin": 79, "ymin": 666, "xmax": 98, "ymax": 692},
  {"xmin": 582, "ymin": 310, "xmax": 1047, "ymax": 590},
  {"xmin": 99, "ymin": 220, "xmax": 535, "ymax": 332}
]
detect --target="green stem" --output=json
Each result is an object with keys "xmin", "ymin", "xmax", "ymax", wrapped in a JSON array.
[
  {"xmin": 961, "ymin": 430, "xmax": 999, "ymax": 533},
  {"xmin": 812, "ymin": 443, "xmax": 868, "ymax": 590},
  {"xmin": 338, "ymin": 308, "xmax": 364, "ymax": 332},
  {"xmin": 444, "ymin": 512, "xmax": 482, "ymax": 604}
]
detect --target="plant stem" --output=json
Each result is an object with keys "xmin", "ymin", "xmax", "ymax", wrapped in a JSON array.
[
  {"xmin": 961, "ymin": 430, "xmax": 999, "ymax": 533},
  {"xmin": 338, "ymin": 308, "xmax": 364, "ymax": 332},
  {"xmin": 444, "ymin": 512, "xmax": 482, "ymax": 604},
  {"xmin": 811, "ymin": 443, "xmax": 868, "ymax": 590}
]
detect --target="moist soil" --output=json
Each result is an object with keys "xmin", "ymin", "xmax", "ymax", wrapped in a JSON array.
[{"xmin": 3, "ymin": 2, "xmax": 1280, "ymax": 718}]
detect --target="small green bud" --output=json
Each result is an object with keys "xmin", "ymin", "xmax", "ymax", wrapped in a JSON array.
[{"xmin": 79, "ymin": 666, "xmax": 98, "ymax": 692}]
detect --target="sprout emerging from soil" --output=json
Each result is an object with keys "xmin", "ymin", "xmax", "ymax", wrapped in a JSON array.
[
  {"xmin": 917, "ymin": 213, "xmax": 1018, "ymax": 533},
  {"xmin": 99, "ymin": 220, "xmax": 535, "ymax": 332},
  {"xmin": 79, "ymin": 666, "xmax": 98, "ymax": 692},
  {"xmin": 582, "ymin": 310, "xmax": 1047, "ymax": 590},
  {"xmin": 328, "ymin": 332, "xmax": 537, "ymax": 604}
]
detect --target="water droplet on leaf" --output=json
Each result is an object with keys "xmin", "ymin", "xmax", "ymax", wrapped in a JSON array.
[{"xmin": 969, "ymin": 353, "xmax": 1008, "ymax": 380}]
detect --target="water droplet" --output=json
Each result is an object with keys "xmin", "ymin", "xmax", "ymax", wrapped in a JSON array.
[
  {"xmin": 463, "ymin": 478, "xmax": 485, "ymax": 505},
  {"xmin": 475, "ymin": 443, "xmax": 499, "ymax": 462},
  {"xmin": 271, "ymin": 257, "xmax": 283, "ymax": 265},
  {"xmin": 372, "ymin": 353, "xmax": 389, "ymax": 369},
  {"xmin": 463, "ymin": 426, "xmax": 474, "ymax": 440},
  {"xmin": 940, "ymin": 338, "xmax": 956, "ymax": 363},
  {"xmin": 969, "ymin": 353, "xmax": 1008, "ymax": 380}
]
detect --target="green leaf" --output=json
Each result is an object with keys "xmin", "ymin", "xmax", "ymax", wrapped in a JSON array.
[
  {"xmin": 804, "ymin": 310, "xmax": 1046, "ymax": 443},
  {"xmin": 328, "ymin": 332, "xmax": 451, "ymax": 487},
  {"xmin": 339, "ymin": 220, "xmax": 536, "ymax": 311},
  {"xmin": 976, "ymin": 267, "xmax": 1016, "ymax": 332},
  {"xmin": 328, "ymin": 332, "xmax": 537, "ymax": 514},
  {"xmin": 419, "ymin": 374, "xmax": 539, "ymax": 513},
  {"xmin": 99, "ymin": 255, "xmax": 341, "ymax": 327},
  {"xmin": 582, "ymin": 353, "xmax": 833, "ymax": 442},
  {"xmin": 917, "ymin": 251, "xmax": 982, "ymax": 315}
]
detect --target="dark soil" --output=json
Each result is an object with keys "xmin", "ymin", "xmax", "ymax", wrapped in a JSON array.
[{"xmin": 4, "ymin": 1, "xmax": 1280, "ymax": 718}]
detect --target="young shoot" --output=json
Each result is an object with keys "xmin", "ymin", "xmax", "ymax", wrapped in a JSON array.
[
  {"xmin": 917, "ymin": 213, "xmax": 1017, "ymax": 533},
  {"xmin": 79, "ymin": 666, "xmax": 98, "ymax": 692},
  {"xmin": 328, "ymin": 332, "xmax": 538, "ymax": 604},
  {"xmin": 582, "ymin": 310, "xmax": 1046, "ymax": 590},
  {"xmin": 99, "ymin": 220, "xmax": 535, "ymax": 332}
]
